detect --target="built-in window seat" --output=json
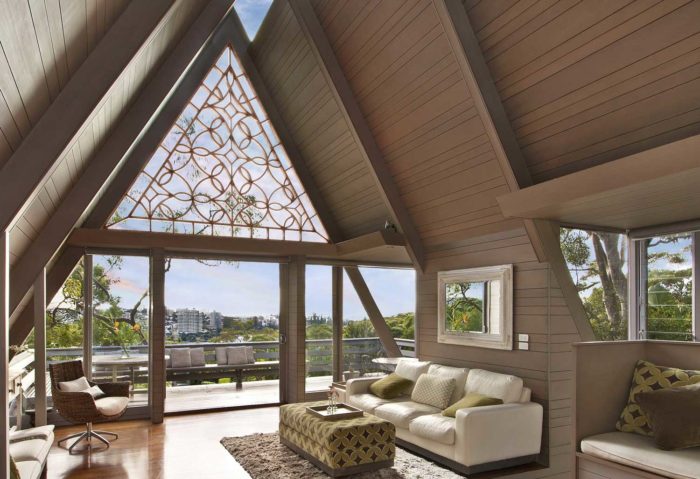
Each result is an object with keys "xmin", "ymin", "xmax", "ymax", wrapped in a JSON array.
[{"xmin": 574, "ymin": 341, "xmax": 700, "ymax": 479}]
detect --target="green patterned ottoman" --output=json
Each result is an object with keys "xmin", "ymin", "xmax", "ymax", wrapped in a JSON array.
[{"xmin": 279, "ymin": 401, "xmax": 395, "ymax": 477}]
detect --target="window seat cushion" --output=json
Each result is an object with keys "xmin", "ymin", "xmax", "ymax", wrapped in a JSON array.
[{"xmin": 581, "ymin": 431, "xmax": 700, "ymax": 479}]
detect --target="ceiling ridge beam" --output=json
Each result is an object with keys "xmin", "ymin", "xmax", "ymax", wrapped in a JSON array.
[
  {"xmin": 227, "ymin": 8, "xmax": 344, "ymax": 244},
  {"xmin": 8, "ymin": 0, "xmax": 234, "ymax": 328},
  {"xmin": 435, "ymin": 0, "xmax": 595, "ymax": 341},
  {"xmin": 289, "ymin": 0, "xmax": 425, "ymax": 272},
  {"xmin": 0, "ymin": 0, "xmax": 175, "ymax": 235}
]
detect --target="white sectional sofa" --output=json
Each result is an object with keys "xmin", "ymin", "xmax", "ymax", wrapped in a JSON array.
[{"xmin": 346, "ymin": 359, "xmax": 543, "ymax": 475}]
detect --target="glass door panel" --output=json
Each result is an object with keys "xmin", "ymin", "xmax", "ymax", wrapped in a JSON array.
[
  {"xmin": 305, "ymin": 265, "xmax": 333, "ymax": 393},
  {"xmin": 164, "ymin": 259, "xmax": 280, "ymax": 412},
  {"xmin": 91, "ymin": 254, "xmax": 151, "ymax": 406}
]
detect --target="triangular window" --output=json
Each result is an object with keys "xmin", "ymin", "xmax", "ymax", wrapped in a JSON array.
[{"xmin": 108, "ymin": 45, "xmax": 328, "ymax": 242}]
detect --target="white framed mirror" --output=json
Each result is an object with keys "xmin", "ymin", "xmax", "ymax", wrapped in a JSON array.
[{"xmin": 437, "ymin": 264, "xmax": 513, "ymax": 350}]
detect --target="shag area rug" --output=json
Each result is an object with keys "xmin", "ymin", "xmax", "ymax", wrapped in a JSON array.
[{"xmin": 220, "ymin": 433, "xmax": 463, "ymax": 478}]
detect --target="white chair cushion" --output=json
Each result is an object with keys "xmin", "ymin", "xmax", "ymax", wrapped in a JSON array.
[
  {"xmin": 14, "ymin": 459, "xmax": 42, "ymax": 479},
  {"xmin": 226, "ymin": 347, "xmax": 249, "ymax": 365},
  {"xmin": 581, "ymin": 432, "xmax": 700, "ymax": 479},
  {"xmin": 215, "ymin": 347, "xmax": 228, "ymax": 366},
  {"xmin": 9, "ymin": 439, "xmax": 50, "ymax": 462},
  {"xmin": 409, "ymin": 413, "xmax": 456, "ymax": 445},
  {"xmin": 95, "ymin": 396, "xmax": 129, "ymax": 416},
  {"xmin": 428, "ymin": 364, "xmax": 468, "ymax": 405},
  {"xmin": 394, "ymin": 359, "xmax": 431, "ymax": 394},
  {"xmin": 373, "ymin": 401, "xmax": 441, "ymax": 429},
  {"xmin": 465, "ymin": 369, "xmax": 523, "ymax": 404},
  {"xmin": 189, "ymin": 347, "xmax": 206, "ymax": 367},
  {"xmin": 58, "ymin": 376, "xmax": 90, "ymax": 392},
  {"xmin": 411, "ymin": 374, "xmax": 456, "ymax": 409},
  {"xmin": 170, "ymin": 348, "xmax": 192, "ymax": 368},
  {"xmin": 347, "ymin": 393, "xmax": 404, "ymax": 414},
  {"xmin": 10, "ymin": 425, "xmax": 55, "ymax": 442},
  {"xmin": 85, "ymin": 385, "xmax": 106, "ymax": 399}
]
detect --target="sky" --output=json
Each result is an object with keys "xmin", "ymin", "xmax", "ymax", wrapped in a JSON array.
[
  {"xmin": 234, "ymin": 0, "xmax": 274, "ymax": 39},
  {"xmin": 87, "ymin": 256, "xmax": 415, "ymax": 321}
]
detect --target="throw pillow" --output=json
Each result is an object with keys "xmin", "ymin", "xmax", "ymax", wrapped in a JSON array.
[
  {"xmin": 245, "ymin": 346, "xmax": 255, "ymax": 364},
  {"xmin": 10, "ymin": 456, "xmax": 19, "ymax": 479},
  {"xmin": 411, "ymin": 373, "xmax": 456, "ymax": 409},
  {"xmin": 226, "ymin": 347, "xmax": 248, "ymax": 365},
  {"xmin": 637, "ymin": 383, "xmax": 700, "ymax": 450},
  {"xmin": 170, "ymin": 348, "xmax": 192, "ymax": 369},
  {"xmin": 85, "ymin": 385, "xmax": 106, "ymax": 399},
  {"xmin": 58, "ymin": 376, "xmax": 90, "ymax": 392},
  {"xmin": 442, "ymin": 393, "xmax": 503, "ymax": 417},
  {"xmin": 369, "ymin": 373, "xmax": 413, "ymax": 399},
  {"xmin": 215, "ymin": 347, "xmax": 228, "ymax": 366},
  {"xmin": 190, "ymin": 347, "xmax": 206, "ymax": 367},
  {"xmin": 617, "ymin": 359, "xmax": 700, "ymax": 436}
]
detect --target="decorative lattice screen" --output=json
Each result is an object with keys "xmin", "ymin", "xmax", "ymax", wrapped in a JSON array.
[{"xmin": 107, "ymin": 45, "xmax": 328, "ymax": 242}]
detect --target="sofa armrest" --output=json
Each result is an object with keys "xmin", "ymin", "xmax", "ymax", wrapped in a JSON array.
[
  {"xmin": 346, "ymin": 377, "xmax": 382, "ymax": 396},
  {"xmin": 454, "ymin": 402, "xmax": 543, "ymax": 466}
]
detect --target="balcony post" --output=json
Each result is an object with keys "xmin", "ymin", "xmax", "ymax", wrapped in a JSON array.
[
  {"xmin": 150, "ymin": 248, "xmax": 166, "ymax": 423},
  {"xmin": 83, "ymin": 254, "xmax": 93, "ymax": 380},
  {"xmin": 33, "ymin": 268, "xmax": 47, "ymax": 426},
  {"xmin": 332, "ymin": 267, "xmax": 343, "ymax": 382},
  {"xmin": 1, "ymin": 230, "xmax": 10, "ymax": 479}
]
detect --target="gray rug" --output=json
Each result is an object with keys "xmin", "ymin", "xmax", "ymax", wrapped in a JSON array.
[{"xmin": 221, "ymin": 433, "xmax": 463, "ymax": 478}]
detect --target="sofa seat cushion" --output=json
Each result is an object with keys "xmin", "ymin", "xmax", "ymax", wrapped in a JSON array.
[
  {"xmin": 374, "ymin": 401, "xmax": 441, "ymax": 429},
  {"xmin": 10, "ymin": 425, "xmax": 54, "ymax": 442},
  {"xmin": 581, "ymin": 432, "xmax": 700, "ymax": 479},
  {"xmin": 95, "ymin": 396, "xmax": 129, "ymax": 416},
  {"xmin": 14, "ymin": 460, "xmax": 42, "ymax": 479},
  {"xmin": 409, "ymin": 414, "xmax": 456, "ymax": 445},
  {"xmin": 465, "ymin": 369, "xmax": 523, "ymax": 404},
  {"xmin": 9, "ymin": 438, "xmax": 51, "ymax": 463},
  {"xmin": 347, "ymin": 393, "xmax": 404, "ymax": 413}
]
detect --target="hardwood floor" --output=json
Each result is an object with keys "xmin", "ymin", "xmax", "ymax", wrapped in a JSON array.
[{"xmin": 47, "ymin": 407, "xmax": 280, "ymax": 478}]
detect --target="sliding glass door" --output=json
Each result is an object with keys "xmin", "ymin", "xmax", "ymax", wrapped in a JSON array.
[{"xmin": 164, "ymin": 258, "xmax": 281, "ymax": 413}]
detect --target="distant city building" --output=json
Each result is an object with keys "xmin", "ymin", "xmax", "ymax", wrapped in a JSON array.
[
  {"xmin": 209, "ymin": 311, "xmax": 223, "ymax": 332},
  {"xmin": 175, "ymin": 308, "xmax": 206, "ymax": 334}
]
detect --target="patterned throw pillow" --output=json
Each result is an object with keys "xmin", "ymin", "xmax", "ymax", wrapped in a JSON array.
[
  {"xmin": 411, "ymin": 373, "xmax": 456, "ymax": 409},
  {"xmin": 617, "ymin": 359, "xmax": 700, "ymax": 436}
]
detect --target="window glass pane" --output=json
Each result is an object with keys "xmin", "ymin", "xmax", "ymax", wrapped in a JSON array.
[
  {"xmin": 305, "ymin": 265, "xmax": 333, "ymax": 393},
  {"xmin": 342, "ymin": 270, "xmax": 381, "ymax": 379},
  {"xmin": 645, "ymin": 233, "xmax": 693, "ymax": 341},
  {"xmin": 445, "ymin": 281, "xmax": 487, "ymax": 333},
  {"xmin": 560, "ymin": 228, "xmax": 628, "ymax": 340},
  {"xmin": 46, "ymin": 260, "xmax": 84, "ymax": 356},
  {"xmin": 92, "ymin": 255, "xmax": 150, "ymax": 407}
]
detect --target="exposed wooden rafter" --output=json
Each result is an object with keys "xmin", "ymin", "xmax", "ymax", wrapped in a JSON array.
[
  {"xmin": 0, "ymin": 0, "xmax": 174, "ymax": 235},
  {"xmin": 8, "ymin": 0, "xmax": 235, "ymax": 325},
  {"xmin": 289, "ymin": 0, "xmax": 425, "ymax": 272},
  {"xmin": 344, "ymin": 266, "xmax": 402, "ymax": 358},
  {"xmin": 435, "ymin": 0, "xmax": 595, "ymax": 341}
]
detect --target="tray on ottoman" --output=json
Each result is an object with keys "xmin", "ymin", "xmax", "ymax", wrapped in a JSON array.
[
  {"xmin": 280, "ymin": 401, "xmax": 395, "ymax": 477},
  {"xmin": 305, "ymin": 403, "xmax": 363, "ymax": 421}
]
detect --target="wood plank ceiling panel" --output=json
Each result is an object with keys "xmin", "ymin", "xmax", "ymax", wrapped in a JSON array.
[
  {"xmin": 464, "ymin": 0, "xmax": 700, "ymax": 182},
  {"xmin": 250, "ymin": 0, "xmax": 390, "ymax": 240},
  {"xmin": 6, "ymin": 0, "xmax": 208, "ymax": 265},
  {"xmin": 311, "ymin": 0, "xmax": 521, "ymax": 252}
]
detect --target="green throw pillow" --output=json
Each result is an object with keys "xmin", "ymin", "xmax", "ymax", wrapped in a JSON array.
[
  {"xmin": 442, "ymin": 393, "xmax": 503, "ymax": 417},
  {"xmin": 369, "ymin": 373, "xmax": 413, "ymax": 399},
  {"xmin": 616, "ymin": 359, "xmax": 700, "ymax": 436}
]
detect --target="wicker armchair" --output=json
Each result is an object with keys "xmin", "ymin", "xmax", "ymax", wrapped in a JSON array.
[{"xmin": 49, "ymin": 360, "xmax": 130, "ymax": 453}]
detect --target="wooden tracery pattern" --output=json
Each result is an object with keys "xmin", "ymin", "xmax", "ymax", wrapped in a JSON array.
[{"xmin": 107, "ymin": 45, "xmax": 328, "ymax": 242}]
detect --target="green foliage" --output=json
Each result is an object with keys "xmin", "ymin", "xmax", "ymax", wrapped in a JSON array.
[{"xmin": 445, "ymin": 282, "xmax": 484, "ymax": 333}]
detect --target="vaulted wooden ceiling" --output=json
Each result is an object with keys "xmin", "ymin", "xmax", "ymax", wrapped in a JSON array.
[{"xmin": 3, "ymin": 0, "xmax": 700, "ymax": 342}]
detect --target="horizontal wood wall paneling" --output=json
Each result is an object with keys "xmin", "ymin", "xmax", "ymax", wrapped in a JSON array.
[{"xmin": 465, "ymin": 0, "xmax": 700, "ymax": 182}]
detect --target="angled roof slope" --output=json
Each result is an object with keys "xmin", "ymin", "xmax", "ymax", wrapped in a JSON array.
[{"xmin": 465, "ymin": 0, "xmax": 700, "ymax": 183}]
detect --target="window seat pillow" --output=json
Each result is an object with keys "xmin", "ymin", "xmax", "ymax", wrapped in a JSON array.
[{"xmin": 637, "ymin": 383, "xmax": 700, "ymax": 450}]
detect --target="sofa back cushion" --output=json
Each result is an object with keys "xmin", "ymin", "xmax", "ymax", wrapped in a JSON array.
[
  {"xmin": 411, "ymin": 374, "xmax": 456, "ymax": 409},
  {"xmin": 190, "ymin": 347, "xmax": 206, "ymax": 367},
  {"xmin": 465, "ymin": 369, "xmax": 523, "ymax": 403},
  {"xmin": 428, "ymin": 364, "xmax": 469, "ymax": 406},
  {"xmin": 170, "ymin": 348, "xmax": 192, "ymax": 368},
  {"xmin": 395, "ymin": 359, "xmax": 431, "ymax": 394}
]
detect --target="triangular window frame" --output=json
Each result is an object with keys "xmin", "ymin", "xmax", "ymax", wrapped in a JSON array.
[{"xmin": 107, "ymin": 44, "xmax": 329, "ymax": 243}]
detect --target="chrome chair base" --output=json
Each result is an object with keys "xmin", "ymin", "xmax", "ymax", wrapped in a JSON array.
[{"xmin": 58, "ymin": 423, "xmax": 118, "ymax": 453}]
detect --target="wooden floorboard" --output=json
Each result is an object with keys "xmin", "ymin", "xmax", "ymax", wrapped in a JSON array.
[{"xmin": 48, "ymin": 407, "xmax": 280, "ymax": 478}]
